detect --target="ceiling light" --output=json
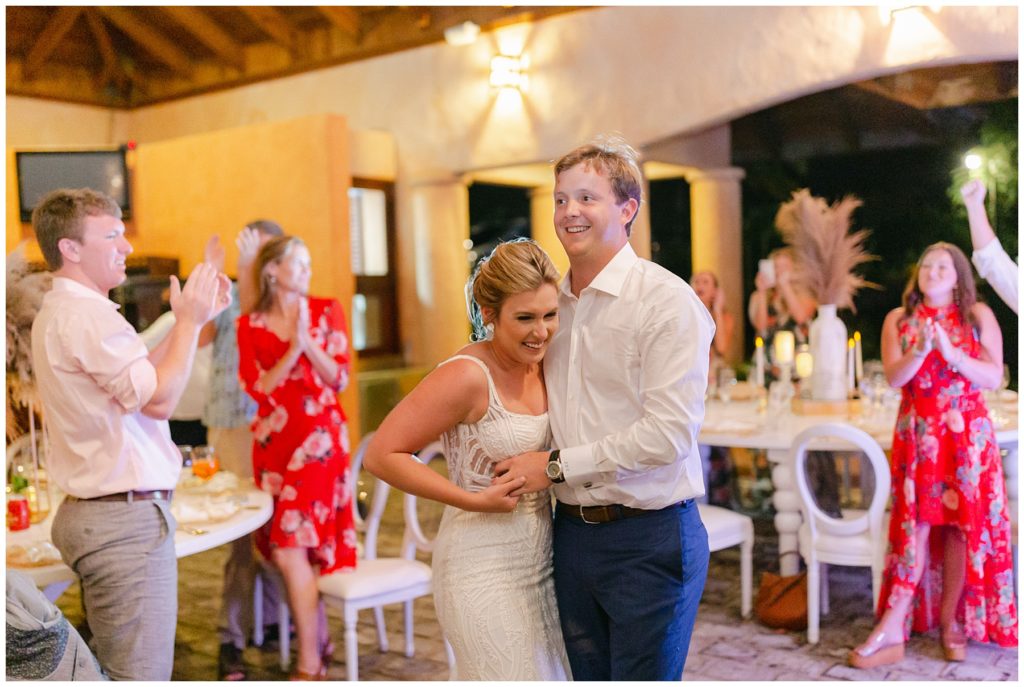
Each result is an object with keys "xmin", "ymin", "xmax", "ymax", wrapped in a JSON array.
[
  {"xmin": 444, "ymin": 21, "xmax": 480, "ymax": 47},
  {"xmin": 490, "ymin": 54, "xmax": 527, "ymax": 90}
]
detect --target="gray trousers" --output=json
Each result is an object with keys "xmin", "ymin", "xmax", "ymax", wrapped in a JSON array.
[
  {"xmin": 51, "ymin": 498, "xmax": 177, "ymax": 681},
  {"xmin": 209, "ymin": 425, "xmax": 282, "ymax": 648}
]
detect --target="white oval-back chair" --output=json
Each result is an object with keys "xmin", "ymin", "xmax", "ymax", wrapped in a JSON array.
[{"xmin": 791, "ymin": 423, "xmax": 891, "ymax": 644}]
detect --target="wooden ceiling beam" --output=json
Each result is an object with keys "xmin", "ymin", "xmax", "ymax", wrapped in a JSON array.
[
  {"xmin": 24, "ymin": 7, "xmax": 83, "ymax": 78},
  {"xmin": 97, "ymin": 6, "xmax": 193, "ymax": 76},
  {"xmin": 83, "ymin": 9, "xmax": 119, "ymax": 85},
  {"xmin": 318, "ymin": 6, "xmax": 361, "ymax": 38},
  {"xmin": 241, "ymin": 6, "xmax": 296, "ymax": 52},
  {"xmin": 160, "ymin": 7, "xmax": 245, "ymax": 70}
]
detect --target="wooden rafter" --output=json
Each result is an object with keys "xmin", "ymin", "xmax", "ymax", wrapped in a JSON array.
[
  {"xmin": 318, "ymin": 6, "xmax": 361, "ymax": 38},
  {"xmin": 160, "ymin": 7, "xmax": 244, "ymax": 70},
  {"xmin": 23, "ymin": 7, "xmax": 82, "ymax": 77},
  {"xmin": 83, "ymin": 8, "xmax": 122, "ymax": 88},
  {"xmin": 241, "ymin": 6, "xmax": 295, "ymax": 51},
  {"xmin": 97, "ymin": 6, "xmax": 192, "ymax": 76}
]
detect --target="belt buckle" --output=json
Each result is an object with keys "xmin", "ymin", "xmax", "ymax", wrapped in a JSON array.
[{"xmin": 579, "ymin": 505, "xmax": 600, "ymax": 525}]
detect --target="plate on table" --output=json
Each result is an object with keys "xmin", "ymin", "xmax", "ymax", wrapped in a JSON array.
[
  {"xmin": 7, "ymin": 541, "xmax": 62, "ymax": 568},
  {"xmin": 171, "ymin": 496, "xmax": 241, "ymax": 525},
  {"xmin": 177, "ymin": 470, "xmax": 240, "ymax": 495},
  {"xmin": 701, "ymin": 419, "xmax": 759, "ymax": 436}
]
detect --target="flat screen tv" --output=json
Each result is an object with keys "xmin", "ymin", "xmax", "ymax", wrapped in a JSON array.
[{"xmin": 16, "ymin": 149, "xmax": 131, "ymax": 222}]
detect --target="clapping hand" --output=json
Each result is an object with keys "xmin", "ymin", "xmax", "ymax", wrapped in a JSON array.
[
  {"xmin": 960, "ymin": 179, "xmax": 986, "ymax": 208},
  {"xmin": 204, "ymin": 235, "xmax": 226, "ymax": 272},
  {"xmin": 290, "ymin": 296, "xmax": 312, "ymax": 352},
  {"xmin": 914, "ymin": 318, "xmax": 935, "ymax": 358},
  {"xmin": 236, "ymin": 226, "xmax": 262, "ymax": 269},
  {"xmin": 169, "ymin": 262, "xmax": 231, "ymax": 326},
  {"xmin": 929, "ymin": 319, "xmax": 958, "ymax": 363}
]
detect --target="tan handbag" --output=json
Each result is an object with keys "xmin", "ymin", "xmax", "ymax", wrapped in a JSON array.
[{"xmin": 754, "ymin": 552, "xmax": 807, "ymax": 631}]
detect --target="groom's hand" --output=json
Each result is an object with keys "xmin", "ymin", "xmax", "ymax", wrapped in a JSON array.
[{"xmin": 493, "ymin": 451, "xmax": 551, "ymax": 496}]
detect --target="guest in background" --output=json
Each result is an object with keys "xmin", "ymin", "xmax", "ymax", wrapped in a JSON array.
[
  {"xmin": 850, "ymin": 242, "xmax": 1017, "ymax": 668},
  {"xmin": 206, "ymin": 221, "xmax": 285, "ymax": 681},
  {"xmin": 691, "ymin": 270, "xmax": 735, "ymax": 374},
  {"xmin": 691, "ymin": 270, "xmax": 738, "ymax": 508},
  {"xmin": 139, "ymin": 290, "xmax": 214, "ymax": 447},
  {"xmin": 30, "ymin": 188, "xmax": 230, "ymax": 680},
  {"xmin": 237, "ymin": 236, "xmax": 357, "ymax": 680},
  {"xmin": 961, "ymin": 179, "xmax": 1018, "ymax": 313},
  {"xmin": 748, "ymin": 247, "xmax": 816, "ymax": 346}
]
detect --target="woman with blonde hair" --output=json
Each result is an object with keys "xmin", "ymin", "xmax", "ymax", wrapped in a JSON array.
[
  {"xmin": 365, "ymin": 239, "xmax": 570, "ymax": 680},
  {"xmin": 236, "ymin": 235, "xmax": 357, "ymax": 680},
  {"xmin": 850, "ymin": 242, "xmax": 1016, "ymax": 668}
]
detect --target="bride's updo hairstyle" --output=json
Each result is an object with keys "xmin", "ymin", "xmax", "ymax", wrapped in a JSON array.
[{"xmin": 465, "ymin": 238, "xmax": 560, "ymax": 342}]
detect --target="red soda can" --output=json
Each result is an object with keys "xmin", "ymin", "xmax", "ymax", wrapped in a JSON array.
[{"xmin": 7, "ymin": 496, "xmax": 31, "ymax": 531}]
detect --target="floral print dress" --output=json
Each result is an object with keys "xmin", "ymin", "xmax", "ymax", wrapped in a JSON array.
[
  {"xmin": 237, "ymin": 296, "xmax": 357, "ymax": 574},
  {"xmin": 876, "ymin": 302, "xmax": 1017, "ymax": 647}
]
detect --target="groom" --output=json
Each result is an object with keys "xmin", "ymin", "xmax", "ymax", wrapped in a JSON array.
[{"xmin": 495, "ymin": 136, "xmax": 713, "ymax": 680}]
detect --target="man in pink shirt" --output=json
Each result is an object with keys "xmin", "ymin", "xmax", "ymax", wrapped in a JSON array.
[{"xmin": 30, "ymin": 188, "xmax": 230, "ymax": 680}]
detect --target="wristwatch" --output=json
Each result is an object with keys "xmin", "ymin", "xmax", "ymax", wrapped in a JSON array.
[{"xmin": 545, "ymin": 450, "xmax": 565, "ymax": 484}]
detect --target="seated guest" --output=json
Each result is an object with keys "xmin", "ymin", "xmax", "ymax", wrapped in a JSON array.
[
  {"xmin": 30, "ymin": 188, "xmax": 231, "ymax": 680},
  {"xmin": 6, "ymin": 570, "xmax": 106, "ymax": 680}
]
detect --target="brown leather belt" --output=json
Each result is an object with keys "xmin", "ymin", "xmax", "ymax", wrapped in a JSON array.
[
  {"xmin": 556, "ymin": 500, "xmax": 688, "ymax": 525},
  {"xmin": 65, "ymin": 489, "xmax": 174, "ymax": 504}
]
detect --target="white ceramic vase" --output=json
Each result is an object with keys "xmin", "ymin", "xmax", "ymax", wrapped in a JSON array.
[{"xmin": 809, "ymin": 304, "xmax": 848, "ymax": 401}]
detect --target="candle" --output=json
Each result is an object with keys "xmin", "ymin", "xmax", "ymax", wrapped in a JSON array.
[
  {"xmin": 795, "ymin": 346, "xmax": 813, "ymax": 380},
  {"xmin": 847, "ymin": 337, "xmax": 856, "ymax": 394},
  {"xmin": 754, "ymin": 336, "xmax": 766, "ymax": 388},
  {"xmin": 854, "ymin": 331, "xmax": 864, "ymax": 385},
  {"xmin": 773, "ymin": 330, "xmax": 795, "ymax": 366}
]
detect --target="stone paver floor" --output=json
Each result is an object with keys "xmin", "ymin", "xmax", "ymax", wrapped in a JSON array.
[{"xmin": 55, "ymin": 514, "xmax": 1018, "ymax": 681}]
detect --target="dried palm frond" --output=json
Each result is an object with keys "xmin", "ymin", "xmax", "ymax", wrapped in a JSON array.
[
  {"xmin": 775, "ymin": 189, "xmax": 878, "ymax": 311},
  {"xmin": 7, "ymin": 243, "xmax": 52, "ymax": 434}
]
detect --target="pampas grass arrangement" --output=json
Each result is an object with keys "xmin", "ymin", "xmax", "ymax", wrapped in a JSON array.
[
  {"xmin": 774, "ymin": 189, "xmax": 877, "ymax": 311},
  {"xmin": 7, "ymin": 243, "xmax": 52, "ymax": 440}
]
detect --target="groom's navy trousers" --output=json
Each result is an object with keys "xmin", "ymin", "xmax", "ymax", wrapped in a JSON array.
[{"xmin": 552, "ymin": 499, "xmax": 709, "ymax": 680}]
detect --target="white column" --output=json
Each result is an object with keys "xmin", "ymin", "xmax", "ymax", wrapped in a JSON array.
[
  {"xmin": 684, "ymin": 167, "xmax": 746, "ymax": 366},
  {"xmin": 396, "ymin": 176, "xmax": 471, "ymax": 367}
]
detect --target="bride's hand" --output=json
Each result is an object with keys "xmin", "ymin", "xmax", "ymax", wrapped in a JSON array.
[{"xmin": 469, "ymin": 478, "xmax": 526, "ymax": 513}]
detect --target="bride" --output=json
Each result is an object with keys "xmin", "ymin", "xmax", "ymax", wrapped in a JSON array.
[{"xmin": 364, "ymin": 239, "xmax": 570, "ymax": 680}]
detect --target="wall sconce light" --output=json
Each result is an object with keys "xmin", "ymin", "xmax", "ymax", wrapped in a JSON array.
[
  {"xmin": 490, "ymin": 54, "xmax": 528, "ymax": 90},
  {"xmin": 444, "ymin": 20, "xmax": 480, "ymax": 47},
  {"xmin": 878, "ymin": 4, "xmax": 942, "ymax": 25}
]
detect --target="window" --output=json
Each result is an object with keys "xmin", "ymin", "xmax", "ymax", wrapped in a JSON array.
[{"xmin": 349, "ymin": 178, "xmax": 398, "ymax": 356}]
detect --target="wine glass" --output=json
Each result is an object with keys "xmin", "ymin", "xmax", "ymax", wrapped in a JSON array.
[
  {"xmin": 191, "ymin": 445, "xmax": 220, "ymax": 480},
  {"xmin": 717, "ymin": 367, "xmax": 738, "ymax": 403}
]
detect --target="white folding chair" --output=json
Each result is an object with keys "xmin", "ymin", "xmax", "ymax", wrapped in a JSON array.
[
  {"xmin": 316, "ymin": 437, "xmax": 446, "ymax": 681},
  {"xmin": 697, "ymin": 503, "xmax": 754, "ymax": 618},
  {"xmin": 791, "ymin": 423, "xmax": 891, "ymax": 644}
]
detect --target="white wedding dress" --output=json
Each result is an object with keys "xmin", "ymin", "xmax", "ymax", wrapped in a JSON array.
[{"xmin": 431, "ymin": 355, "xmax": 570, "ymax": 680}]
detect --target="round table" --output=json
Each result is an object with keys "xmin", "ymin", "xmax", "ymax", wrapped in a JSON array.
[
  {"xmin": 699, "ymin": 394, "xmax": 1019, "ymax": 575},
  {"xmin": 7, "ymin": 486, "xmax": 273, "ymax": 601}
]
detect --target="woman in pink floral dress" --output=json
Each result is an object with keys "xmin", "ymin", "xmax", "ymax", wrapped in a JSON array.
[
  {"xmin": 850, "ymin": 242, "xmax": 1017, "ymax": 669},
  {"xmin": 237, "ymin": 236, "xmax": 357, "ymax": 680}
]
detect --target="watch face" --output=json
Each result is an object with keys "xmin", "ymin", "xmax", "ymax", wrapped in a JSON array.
[{"xmin": 546, "ymin": 461, "xmax": 562, "ymax": 480}]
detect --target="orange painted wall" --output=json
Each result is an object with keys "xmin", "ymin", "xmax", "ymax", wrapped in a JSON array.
[{"xmin": 9, "ymin": 113, "xmax": 361, "ymax": 442}]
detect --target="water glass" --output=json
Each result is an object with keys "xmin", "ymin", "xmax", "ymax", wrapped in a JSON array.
[
  {"xmin": 717, "ymin": 368, "xmax": 738, "ymax": 403},
  {"xmin": 191, "ymin": 445, "xmax": 220, "ymax": 479}
]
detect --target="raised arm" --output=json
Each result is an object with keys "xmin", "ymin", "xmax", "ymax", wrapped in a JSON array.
[
  {"xmin": 364, "ymin": 359, "xmax": 525, "ymax": 513},
  {"xmin": 143, "ymin": 263, "xmax": 231, "ymax": 419}
]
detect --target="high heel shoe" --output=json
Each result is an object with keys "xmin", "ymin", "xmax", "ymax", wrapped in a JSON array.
[
  {"xmin": 848, "ymin": 631, "xmax": 905, "ymax": 669},
  {"xmin": 941, "ymin": 623, "xmax": 967, "ymax": 662},
  {"xmin": 288, "ymin": 663, "xmax": 326, "ymax": 681}
]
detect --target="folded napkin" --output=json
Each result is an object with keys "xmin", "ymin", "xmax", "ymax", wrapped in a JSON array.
[{"xmin": 171, "ymin": 496, "xmax": 240, "ymax": 525}]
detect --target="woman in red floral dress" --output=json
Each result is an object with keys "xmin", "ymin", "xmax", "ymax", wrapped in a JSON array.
[
  {"xmin": 850, "ymin": 242, "xmax": 1017, "ymax": 669},
  {"xmin": 237, "ymin": 236, "xmax": 357, "ymax": 679}
]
